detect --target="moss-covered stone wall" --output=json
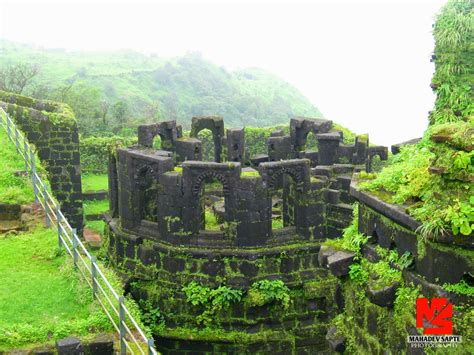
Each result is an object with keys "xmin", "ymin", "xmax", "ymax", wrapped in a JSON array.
[
  {"xmin": 0, "ymin": 91, "xmax": 83, "ymax": 232},
  {"xmin": 321, "ymin": 187, "xmax": 473, "ymax": 354},
  {"xmin": 105, "ymin": 216, "xmax": 342, "ymax": 353}
]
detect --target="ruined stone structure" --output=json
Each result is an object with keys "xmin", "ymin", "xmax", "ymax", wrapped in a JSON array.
[
  {"xmin": 106, "ymin": 116, "xmax": 388, "ymax": 353},
  {"xmin": 0, "ymin": 91, "xmax": 83, "ymax": 232}
]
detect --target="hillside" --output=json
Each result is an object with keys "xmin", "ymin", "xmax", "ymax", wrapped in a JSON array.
[{"xmin": 0, "ymin": 40, "xmax": 322, "ymax": 135}]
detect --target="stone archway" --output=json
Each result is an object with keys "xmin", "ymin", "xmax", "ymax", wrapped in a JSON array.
[
  {"xmin": 259, "ymin": 159, "xmax": 311, "ymax": 237},
  {"xmin": 190, "ymin": 116, "xmax": 225, "ymax": 162},
  {"xmin": 192, "ymin": 170, "xmax": 230, "ymax": 196},
  {"xmin": 181, "ymin": 161, "xmax": 241, "ymax": 235}
]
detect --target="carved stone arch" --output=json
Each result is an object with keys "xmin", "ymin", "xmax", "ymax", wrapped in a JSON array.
[
  {"xmin": 134, "ymin": 165, "xmax": 155, "ymax": 186},
  {"xmin": 268, "ymin": 166, "xmax": 304, "ymax": 192},
  {"xmin": 192, "ymin": 171, "xmax": 230, "ymax": 196}
]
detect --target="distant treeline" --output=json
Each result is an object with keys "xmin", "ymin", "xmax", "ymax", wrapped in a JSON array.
[{"xmin": 0, "ymin": 41, "xmax": 323, "ymax": 137}]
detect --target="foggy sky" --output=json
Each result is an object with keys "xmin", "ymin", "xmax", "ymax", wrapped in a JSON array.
[{"xmin": 0, "ymin": 0, "xmax": 446, "ymax": 145}]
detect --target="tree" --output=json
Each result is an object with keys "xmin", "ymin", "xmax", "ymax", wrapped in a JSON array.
[
  {"xmin": 144, "ymin": 101, "xmax": 161, "ymax": 122},
  {"xmin": 51, "ymin": 82, "xmax": 103, "ymax": 136},
  {"xmin": 0, "ymin": 63, "xmax": 40, "ymax": 94},
  {"xmin": 100, "ymin": 100, "xmax": 110, "ymax": 125},
  {"xmin": 111, "ymin": 100, "xmax": 129, "ymax": 131}
]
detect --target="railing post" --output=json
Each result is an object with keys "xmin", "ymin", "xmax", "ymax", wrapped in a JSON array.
[
  {"xmin": 147, "ymin": 337, "xmax": 155, "ymax": 355},
  {"xmin": 43, "ymin": 184, "xmax": 50, "ymax": 227},
  {"xmin": 119, "ymin": 296, "xmax": 127, "ymax": 355},
  {"xmin": 23, "ymin": 140, "xmax": 28, "ymax": 172},
  {"xmin": 15, "ymin": 128, "xmax": 20, "ymax": 152},
  {"xmin": 6, "ymin": 114, "xmax": 11, "ymax": 137},
  {"xmin": 57, "ymin": 205, "xmax": 62, "ymax": 248},
  {"xmin": 72, "ymin": 228, "xmax": 78, "ymax": 268},
  {"xmin": 30, "ymin": 148, "xmax": 39, "ymax": 202},
  {"xmin": 91, "ymin": 256, "xmax": 97, "ymax": 297}
]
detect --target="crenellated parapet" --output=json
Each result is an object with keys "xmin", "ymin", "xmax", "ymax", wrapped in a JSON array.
[{"xmin": 108, "ymin": 116, "xmax": 388, "ymax": 249}]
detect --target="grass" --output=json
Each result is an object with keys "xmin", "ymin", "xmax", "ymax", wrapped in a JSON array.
[
  {"xmin": 272, "ymin": 218, "xmax": 284, "ymax": 230},
  {"xmin": 81, "ymin": 173, "xmax": 108, "ymax": 192},
  {"xmin": 0, "ymin": 128, "xmax": 36, "ymax": 204},
  {"xmin": 204, "ymin": 210, "xmax": 221, "ymax": 231},
  {"xmin": 0, "ymin": 225, "xmax": 112, "ymax": 350},
  {"xmin": 83, "ymin": 199, "xmax": 109, "ymax": 216},
  {"xmin": 85, "ymin": 220, "xmax": 106, "ymax": 234},
  {"xmin": 241, "ymin": 170, "xmax": 260, "ymax": 178}
]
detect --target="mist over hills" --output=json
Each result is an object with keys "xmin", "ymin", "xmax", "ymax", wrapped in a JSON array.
[{"xmin": 0, "ymin": 40, "xmax": 322, "ymax": 133}]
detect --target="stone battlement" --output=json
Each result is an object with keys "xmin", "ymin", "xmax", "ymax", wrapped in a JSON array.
[{"xmin": 108, "ymin": 116, "xmax": 388, "ymax": 248}]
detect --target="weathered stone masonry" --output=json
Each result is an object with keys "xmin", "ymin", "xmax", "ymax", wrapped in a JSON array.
[
  {"xmin": 106, "ymin": 116, "xmax": 388, "ymax": 353},
  {"xmin": 0, "ymin": 91, "xmax": 83, "ymax": 232}
]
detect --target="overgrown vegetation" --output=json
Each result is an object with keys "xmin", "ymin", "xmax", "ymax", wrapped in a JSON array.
[
  {"xmin": 325, "ymin": 204, "xmax": 369, "ymax": 254},
  {"xmin": 182, "ymin": 282, "xmax": 243, "ymax": 326},
  {"xmin": 138, "ymin": 300, "xmax": 166, "ymax": 334},
  {"xmin": 182, "ymin": 279, "xmax": 291, "ymax": 327},
  {"xmin": 359, "ymin": 0, "xmax": 473, "ymax": 240},
  {"xmin": 443, "ymin": 280, "xmax": 474, "ymax": 296},
  {"xmin": 81, "ymin": 136, "xmax": 137, "ymax": 173},
  {"xmin": 430, "ymin": 0, "xmax": 473, "ymax": 125},
  {"xmin": 247, "ymin": 280, "xmax": 290, "ymax": 309}
]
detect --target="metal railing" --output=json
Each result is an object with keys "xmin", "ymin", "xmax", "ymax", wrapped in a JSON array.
[{"xmin": 0, "ymin": 107, "xmax": 158, "ymax": 355}]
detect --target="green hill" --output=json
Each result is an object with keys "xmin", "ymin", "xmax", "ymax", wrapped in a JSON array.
[{"xmin": 0, "ymin": 40, "xmax": 322, "ymax": 135}]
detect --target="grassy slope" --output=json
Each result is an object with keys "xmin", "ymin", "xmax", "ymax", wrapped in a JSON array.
[
  {"xmin": 82, "ymin": 174, "xmax": 109, "ymax": 235},
  {"xmin": 0, "ymin": 226, "xmax": 112, "ymax": 350},
  {"xmin": 0, "ymin": 122, "xmax": 112, "ymax": 349},
  {"xmin": 82, "ymin": 173, "xmax": 109, "ymax": 192},
  {"xmin": 0, "ymin": 137, "xmax": 148, "ymax": 351},
  {"xmin": 0, "ymin": 128, "xmax": 35, "ymax": 204},
  {"xmin": 83, "ymin": 199, "xmax": 109, "ymax": 216},
  {"xmin": 0, "ymin": 41, "xmax": 322, "ymax": 129}
]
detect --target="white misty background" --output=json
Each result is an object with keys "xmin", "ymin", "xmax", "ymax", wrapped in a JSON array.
[{"xmin": 0, "ymin": 0, "xmax": 446, "ymax": 145}]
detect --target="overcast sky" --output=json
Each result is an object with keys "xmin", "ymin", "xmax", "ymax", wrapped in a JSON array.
[{"xmin": 0, "ymin": 0, "xmax": 445, "ymax": 145}]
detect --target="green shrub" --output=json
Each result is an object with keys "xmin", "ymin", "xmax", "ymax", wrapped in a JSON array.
[
  {"xmin": 182, "ymin": 282, "xmax": 243, "ymax": 326},
  {"xmin": 443, "ymin": 280, "xmax": 474, "ymax": 296},
  {"xmin": 247, "ymin": 280, "xmax": 290, "ymax": 309},
  {"xmin": 325, "ymin": 204, "xmax": 368, "ymax": 254},
  {"xmin": 80, "ymin": 136, "xmax": 137, "ymax": 173}
]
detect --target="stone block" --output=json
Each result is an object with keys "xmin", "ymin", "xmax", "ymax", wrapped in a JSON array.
[
  {"xmin": 327, "ymin": 251, "xmax": 356, "ymax": 277},
  {"xmin": 326, "ymin": 325, "xmax": 346, "ymax": 353},
  {"xmin": 366, "ymin": 282, "xmax": 400, "ymax": 307},
  {"xmin": 55, "ymin": 337, "xmax": 83, "ymax": 355},
  {"xmin": 87, "ymin": 333, "xmax": 114, "ymax": 355}
]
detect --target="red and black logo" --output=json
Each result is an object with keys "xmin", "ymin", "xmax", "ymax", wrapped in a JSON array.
[{"xmin": 416, "ymin": 297, "xmax": 453, "ymax": 335}]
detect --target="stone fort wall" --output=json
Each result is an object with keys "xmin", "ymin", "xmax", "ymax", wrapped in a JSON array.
[{"xmin": 0, "ymin": 91, "xmax": 83, "ymax": 232}]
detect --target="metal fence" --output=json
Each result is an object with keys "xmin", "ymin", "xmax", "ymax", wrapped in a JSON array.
[{"xmin": 0, "ymin": 107, "xmax": 158, "ymax": 355}]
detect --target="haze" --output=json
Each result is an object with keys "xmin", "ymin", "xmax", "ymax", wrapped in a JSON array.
[{"xmin": 0, "ymin": 0, "xmax": 445, "ymax": 145}]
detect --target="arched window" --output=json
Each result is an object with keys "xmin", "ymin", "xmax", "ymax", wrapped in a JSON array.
[
  {"xmin": 137, "ymin": 167, "xmax": 158, "ymax": 222},
  {"xmin": 270, "ymin": 173, "xmax": 296, "ymax": 233},
  {"xmin": 304, "ymin": 131, "xmax": 318, "ymax": 152},
  {"xmin": 197, "ymin": 129, "xmax": 215, "ymax": 162},
  {"xmin": 153, "ymin": 134, "xmax": 162, "ymax": 149},
  {"xmin": 199, "ymin": 177, "xmax": 225, "ymax": 231}
]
